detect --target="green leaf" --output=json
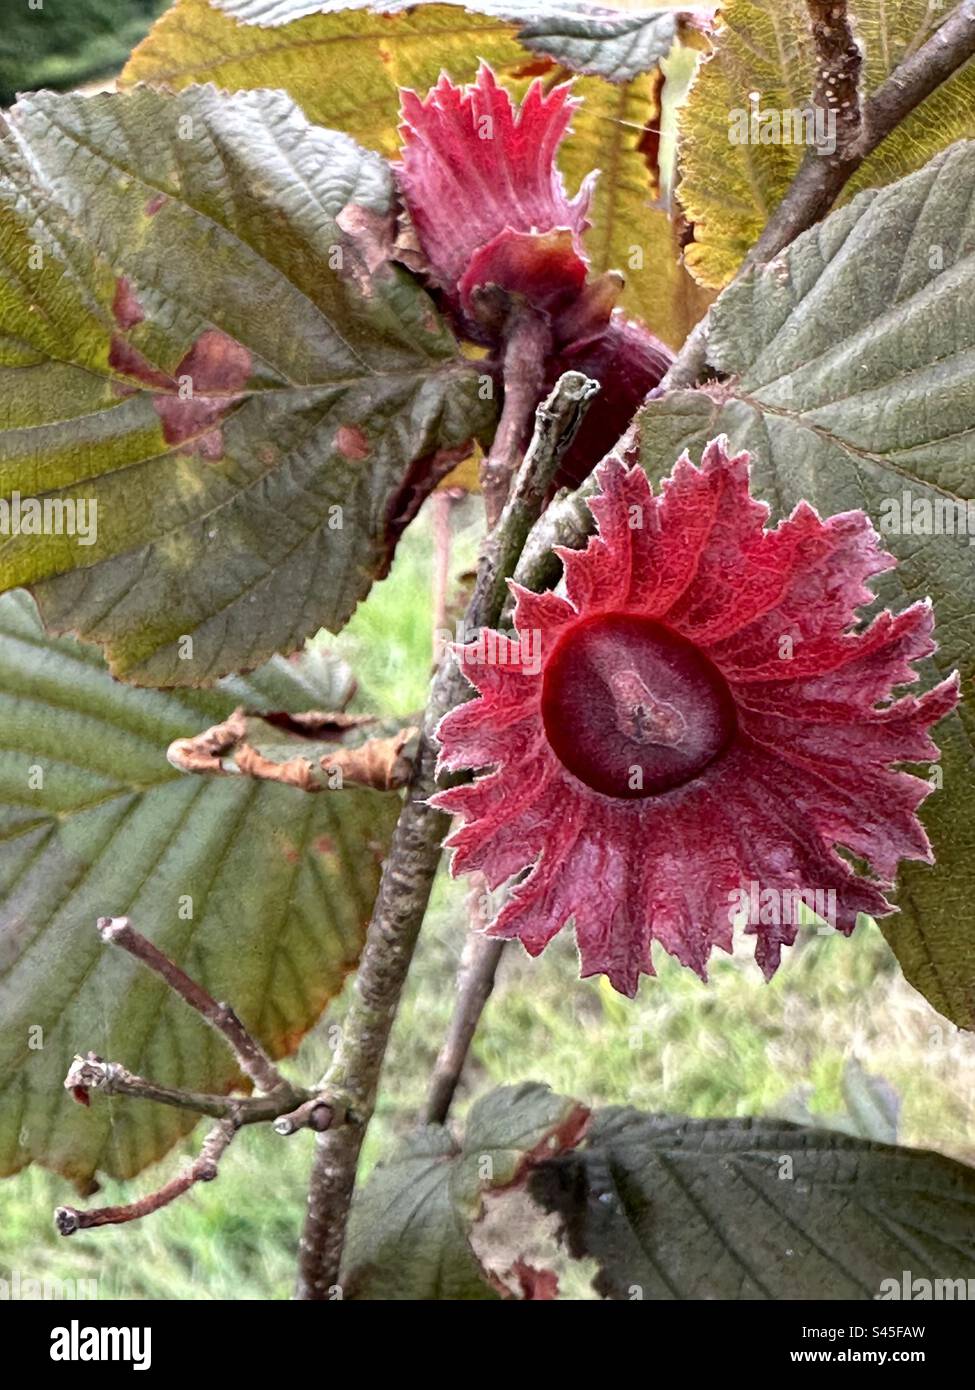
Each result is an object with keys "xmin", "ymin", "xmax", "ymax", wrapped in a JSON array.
[
  {"xmin": 532, "ymin": 1109, "xmax": 975, "ymax": 1300},
  {"xmin": 123, "ymin": 0, "xmax": 711, "ymax": 349},
  {"xmin": 678, "ymin": 0, "xmax": 975, "ymax": 287},
  {"xmin": 0, "ymin": 83, "xmax": 492, "ymax": 684},
  {"xmin": 0, "ymin": 590, "xmax": 400, "ymax": 1186},
  {"xmin": 216, "ymin": 0, "xmax": 692, "ymax": 84},
  {"xmin": 637, "ymin": 141, "xmax": 975, "ymax": 1029},
  {"xmin": 517, "ymin": 8, "xmax": 681, "ymax": 84},
  {"xmin": 342, "ymin": 1082, "xmax": 589, "ymax": 1299}
]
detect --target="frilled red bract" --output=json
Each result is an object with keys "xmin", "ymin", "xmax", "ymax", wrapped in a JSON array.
[
  {"xmin": 398, "ymin": 64, "xmax": 594, "ymax": 321},
  {"xmin": 396, "ymin": 65, "xmax": 673, "ymax": 483},
  {"xmin": 432, "ymin": 439, "xmax": 959, "ymax": 996}
]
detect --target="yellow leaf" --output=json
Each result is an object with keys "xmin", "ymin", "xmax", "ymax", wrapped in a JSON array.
[
  {"xmin": 123, "ymin": 0, "xmax": 532, "ymax": 156},
  {"xmin": 560, "ymin": 70, "xmax": 713, "ymax": 348}
]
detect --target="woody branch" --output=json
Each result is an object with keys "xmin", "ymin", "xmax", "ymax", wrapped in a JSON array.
[
  {"xmin": 54, "ymin": 917, "xmax": 328, "ymax": 1236},
  {"xmin": 295, "ymin": 369, "xmax": 599, "ymax": 1299}
]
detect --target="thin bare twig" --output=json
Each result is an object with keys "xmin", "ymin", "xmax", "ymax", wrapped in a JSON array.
[
  {"xmin": 169, "ymin": 713, "xmax": 418, "ymax": 793},
  {"xmin": 431, "ymin": 488, "xmax": 454, "ymax": 665},
  {"xmin": 295, "ymin": 370, "xmax": 598, "ymax": 1300},
  {"xmin": 64, "ymin": 1052, "xmax": 309, "ymax": 1125},
  {"xmin": 423, "ymin": 882, "xmax": 504, "ymax": 1126},
  {"xmin": 55, "ymin": 922, "xmax": 330, "ymax": 1235},
  {"xmin": 96, "ymin": 916, "xmax": 289, "ymax": 1096},
  {"xmin": 55, "ymin": 1120, "xmax": 237, "ymax": 1236},
  {"xmin": 507, "ymin": 411, "xmax": 641, "ymax": 610}
]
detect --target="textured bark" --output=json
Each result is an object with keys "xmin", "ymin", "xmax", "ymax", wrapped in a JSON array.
[
  {"xmin": 806, "ymin": 2, "xmax": 863, "ymax": 158},
  {"xmin": 295, "ymin": 370, "xmax": 598, "ymax": 1299},
  {"xmin": 422, "ymin": 905, "xmax": 504, "ymax": 1126},
  {"xmin": 751, "ymin": 0, "xmax": 975, "ymax": 264}
]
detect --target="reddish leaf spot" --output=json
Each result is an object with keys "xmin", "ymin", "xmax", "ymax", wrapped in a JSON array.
[
  {"xmin": 112, "ymin": 276, "xmax": 145, "ymax": 331},
  {"xmin": 314, "ymin": 835, "xmax": 336, "ymax": 855},
  {"xmin": 282, "ymin": 846, "xmax": 301, "ymax": 865},
  {"xmin": 144, "ymin": 192, "xmax": 168, "ymax": 217},
  {"xmin": 110, "ymin": 326, "xmax": 252, "ymax": 461},
  {"xmin": 636, "ymin": 69, "xmax": 666, "ymax": 196},
  {"xmin": 336, "ymin": 424, "xmax": 371, "ymax": 460},
  {"xmin": 511, "ymin": 57, "xmax": 557, "ymax": 80},
  {"xmin": 510, "ymin": 1258, "xmax": 559, "ymax": 1301},
  {"xmin": 108, "ymin": 335, "xmax": 170, "ymax": 390}
]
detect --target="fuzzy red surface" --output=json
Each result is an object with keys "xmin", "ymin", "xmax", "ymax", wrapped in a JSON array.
[
  {"xmin": 397, "ymin": 64, "xmax": 594, "ymax": 317},
  {"xmin": 546, "ymin": 313, "xmax": 673, "ymax": 488},
  {"xmin": 432, "ymin": 439, "xmax": 959, "ymax": 995}
]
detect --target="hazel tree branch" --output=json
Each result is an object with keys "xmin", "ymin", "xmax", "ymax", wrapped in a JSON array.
[
  {"xmin": 96, "ymin": 916, "xmax": 291, "ymax": 1097},
  {"xmin": 750, "ymin": 0, "xmax": 975, "ymax": 263},
  {"xmin": 55, "ymin": 1120, "xmax": 237, "ymax": 1236},
  {"xmin": 56, "ymin": 920, "xmax": 319, "ymax": 1236},
  {"xmin": 64, "ymin": 1052, "xmax": 310, "ymax": 1126},
  {"xmin": 479, "ymin": 308, "xmax": 553, "ymax": 528},
  {"xmin": 295, "ymin": 369, "xmax": 599, "ymax": 1300},
  {"xmin": 422, "ymin": 882, "xmax": 504, "ymax": 1126},
  {"xmin": 806, "ymin": 1, "xmax": 863, "ymax": 158}
]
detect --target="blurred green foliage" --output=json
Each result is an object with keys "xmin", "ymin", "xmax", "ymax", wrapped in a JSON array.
[{"xmin": 0, "ymin": 0, "xmax": 165, "ymax": 106}]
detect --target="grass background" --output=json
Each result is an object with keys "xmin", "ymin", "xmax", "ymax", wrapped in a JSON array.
[{"xmin": 2, "ymin": 499, "xmax": 974, "ymax": 1300}]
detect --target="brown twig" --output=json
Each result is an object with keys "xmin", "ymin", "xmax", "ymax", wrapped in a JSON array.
[
  {"xmin": 295, "ymin": 370, "xmax": 598, "ymax": 1300},
  {"xmin": 55, "ymin": 1120, "xmax": 237, "ymax": 1235},
  {"xmin": 431, "ymin": 488, "xmax": 454, "ymax": 666},
  {"xmin": 749, "ymin": 0, "xmax": 975, "ymax": 264},
  {"xmin": 507, "ymin": 409, "xmax": 640, "ymax": 610},
  {"xmin": 274, "ymin": 1097, "xmax": 338, "ymax": 1136},
  {"xmin": 96, "ymin": 916, "xmax": 288, "ymax": 1096},
  {"xmin": 64, "ymin": 1052, "xmax": 309, "ymax": 1125},
  {"xmin": 636, "ymin": 3, "xmax": 975, "ymax": 407},
  {"xmin": 423, "ymin": 879, "xmax": 504, "ymax": 1125},
  {"xmin": 55, "ymin": 924, "xmax": 328, "ymax": 1235},
  {"xmin": 169, "ymin": 711, "xmax": 418, "ymax": 792},
  {"xmin": 480, "ymin": 308, "xmax": 553, "ymax": 527},
  {"xmin": 806, "ymin": 1, "xmax": 863, "ymax": 157}
]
